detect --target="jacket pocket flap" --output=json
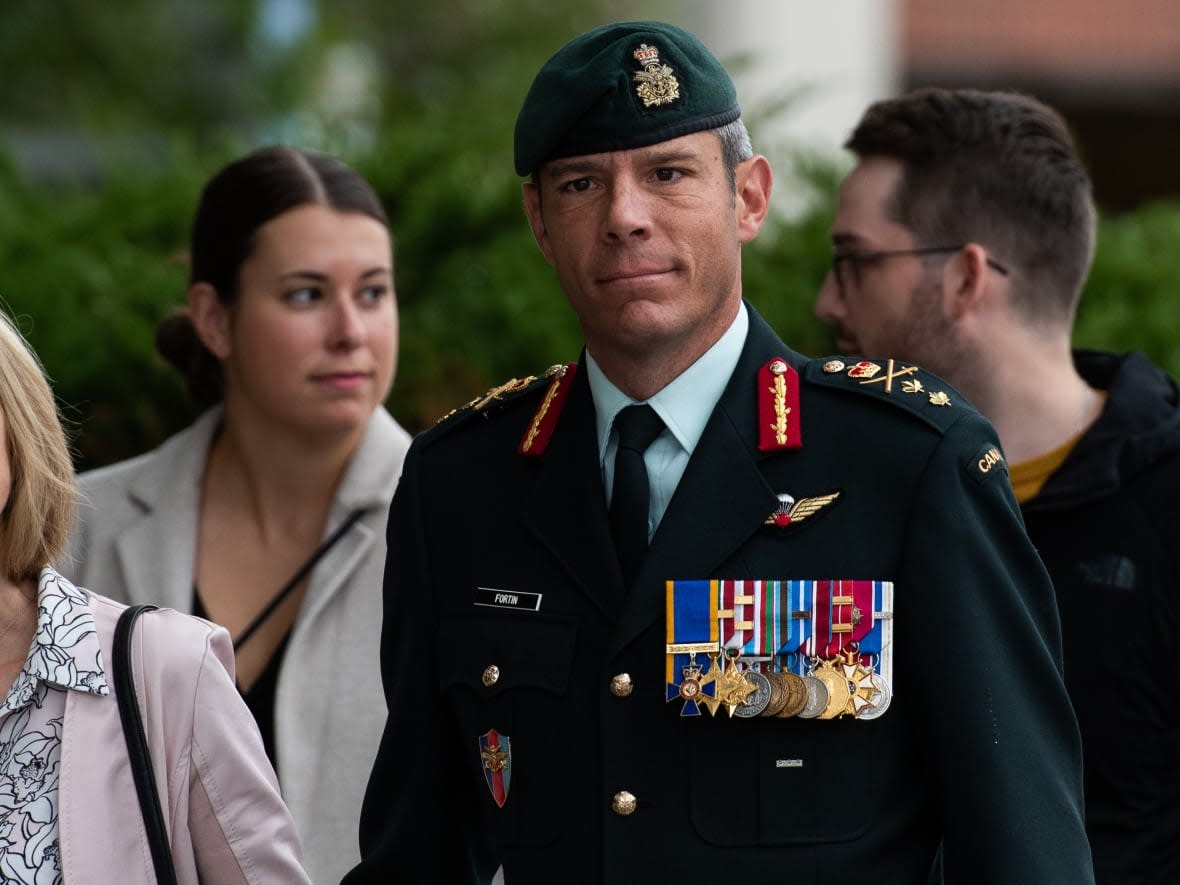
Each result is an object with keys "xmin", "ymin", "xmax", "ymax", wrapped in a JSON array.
[{"xmin": 437, "ymin": 613, "xmax": 577, "ymax": 697}]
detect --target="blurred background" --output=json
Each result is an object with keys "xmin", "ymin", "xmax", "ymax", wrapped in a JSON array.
[{"xmin": 3, "ymin": 0, "xmax": 1180, "ymax": 469}]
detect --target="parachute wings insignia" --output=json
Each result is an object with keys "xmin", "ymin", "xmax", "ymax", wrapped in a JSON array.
[{"xmin": 765, "ymin": 491, "xmax": 841, "ymax": 528}]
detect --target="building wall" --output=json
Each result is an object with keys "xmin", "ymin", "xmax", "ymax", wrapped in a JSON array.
[{"xmin": 902, "ymin": 0, "xmax": 1180, "ymax": 209}]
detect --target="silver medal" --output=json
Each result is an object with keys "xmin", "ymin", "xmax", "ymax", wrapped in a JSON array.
[
  {"xmin": 856, "ymin": 673, "xmax": 892, "ymax": 720},
  {"xmin": 796, "ymin": 674, "xmax": 829, "ymax": 719},
  {"xmin": 734, "ymin": 670, "xmax": 772, "ymax": 718}
]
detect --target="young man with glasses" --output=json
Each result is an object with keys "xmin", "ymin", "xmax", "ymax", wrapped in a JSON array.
[{"xmin": 817, "ymin": 87, "xmax": 1180, "ymax": 885}]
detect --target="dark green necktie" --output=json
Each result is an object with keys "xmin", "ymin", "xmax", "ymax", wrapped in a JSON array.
[{"xmin": 609, "ymin": 404, "xmax": 665, "ymax": 588}]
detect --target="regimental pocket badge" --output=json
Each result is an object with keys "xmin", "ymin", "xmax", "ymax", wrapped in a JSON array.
[
  {"xmin": 665, "ymin": 579, "xmax": 894, "ymax": 721},
  {"xmin": 478, "ymin": 729, "xmax": 512, "ymax": 807}
]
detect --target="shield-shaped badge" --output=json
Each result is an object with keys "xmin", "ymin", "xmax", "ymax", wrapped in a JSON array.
[{"xmin": 478, "ymin": 729, "xmax": 512, "ymax": 808}]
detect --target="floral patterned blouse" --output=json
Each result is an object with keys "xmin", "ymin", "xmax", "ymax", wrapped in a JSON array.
[{"xmin": 0, "ymin": 568, "xmax": 108, "ymax": 884}]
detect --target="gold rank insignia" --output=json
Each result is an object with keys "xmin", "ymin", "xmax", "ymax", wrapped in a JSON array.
[
  {"xmin": 847, "ymin": 361, "xmax": 881, "ymax": 379},
  {"xmin": 435, "ymin": 374, "xmax": 542, "ymax": 424},
  {"xmin": 811, "ymin": 356, "xmax": 965, "ymax": 427},
  {"xmin": 856, "ymin": 358, "xmax": 919, "ymax": 394},
  {"xmin": 433, "ymin": 365, "xmax": 578, "ymax": 454}
]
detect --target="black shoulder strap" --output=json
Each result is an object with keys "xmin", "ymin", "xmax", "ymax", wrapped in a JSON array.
[
  {"xmin": 114, "ymin": 604, "xmax": 179, "ymax": 885},
  {"xmin": 232, "ymin": 507, "xmax": 368, "ymax": 652}
]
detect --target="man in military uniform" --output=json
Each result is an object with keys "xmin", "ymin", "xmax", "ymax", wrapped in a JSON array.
[
  {"xmin": 345, "ymin": 22, "xmax": 1094, "ymax": 884},
  {"xmin": 815, "ymin": 88, "xmax": 1179, "ymax": 885}
]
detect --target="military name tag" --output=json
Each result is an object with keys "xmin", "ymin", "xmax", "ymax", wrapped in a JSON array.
[{"xmin": 474, "ymin": 587, "xmax": 542, "ymax": 611}]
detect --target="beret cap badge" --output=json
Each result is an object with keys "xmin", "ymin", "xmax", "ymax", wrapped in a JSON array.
[{"xmin": 632, "ymin": 43, "xmax": 680, "ymax": 108}]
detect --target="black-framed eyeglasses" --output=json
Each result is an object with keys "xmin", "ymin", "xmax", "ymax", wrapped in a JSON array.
[{"xmin": 831, "ymin": 245, "xmax": 1009, "ymax": 296}]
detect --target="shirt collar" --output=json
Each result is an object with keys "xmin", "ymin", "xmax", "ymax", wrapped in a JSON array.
[
  {"xmin": 587, "ymin": 302, "xmax": 749, "ymax": 462},
  {"xmin": 26, "ymin": 567, "xmax": 109, "ymax": 696}
]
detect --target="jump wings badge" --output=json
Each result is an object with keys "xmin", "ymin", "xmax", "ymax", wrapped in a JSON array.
[
  {"xmin": 479, "ymin": 729, "xmax": 512, "ymax": 808},
  {"xmin": 632, "ymin": 43, "xmax": 680, "ymax": 107},
  {"xmin": 764, "ymin": 491, "xmax": 840, "ymax": 528}
]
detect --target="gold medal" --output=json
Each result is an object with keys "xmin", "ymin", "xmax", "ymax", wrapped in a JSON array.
[
  {"xmin": 813, "ymin": 659, "xmax": 851, "ymax": 720},
  {"xmin": 714, "ymin": 653, "xmax": 757, "ymax": 718}
]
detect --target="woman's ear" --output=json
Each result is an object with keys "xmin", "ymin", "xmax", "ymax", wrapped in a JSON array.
[{"xmin": 188, "ymin": 282, "xmax": 232, "ymax": 359}]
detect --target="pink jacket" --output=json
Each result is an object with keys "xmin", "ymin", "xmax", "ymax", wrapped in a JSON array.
[{"xmin": 58, "ymin": 591, "xmax": 311, "ymax": 884}]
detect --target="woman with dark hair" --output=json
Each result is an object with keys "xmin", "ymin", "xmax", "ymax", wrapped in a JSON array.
[
  {"xmin": 65, "ymin": 145, "xmax": 411, "ymax": 884},
  {"xmin": 0, "ymin": 307, "xmax": 311, "ymax": 884}
]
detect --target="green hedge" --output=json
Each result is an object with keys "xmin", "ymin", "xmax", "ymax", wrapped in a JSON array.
[{"xmin": 2, "ymin": 140, "xmax": 1178, "ymax": 471}]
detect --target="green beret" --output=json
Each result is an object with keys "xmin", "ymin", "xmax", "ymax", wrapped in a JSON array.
[{"xmin": 514, "ymin": 20, "xmax": 740, "ymax": 177}]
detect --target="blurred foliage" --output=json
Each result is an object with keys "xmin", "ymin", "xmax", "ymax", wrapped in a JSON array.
[
  {"xmin": 2, "ymin": 1, "xmax": 1180, "ymax": 472},
  {"xmin": 1075, "ymin": 203, "xmax": 1180, "ymax": 371}
]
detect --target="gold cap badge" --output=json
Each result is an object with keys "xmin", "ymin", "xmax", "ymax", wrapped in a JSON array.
[{"xmin": 632, "ymin": 43, "xmax": 681, "ymax": 108}]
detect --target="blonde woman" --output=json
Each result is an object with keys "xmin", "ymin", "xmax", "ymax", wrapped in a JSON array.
[{"xmin": 0, "ymin": 308, "xmax": 310, "ymax": 884}]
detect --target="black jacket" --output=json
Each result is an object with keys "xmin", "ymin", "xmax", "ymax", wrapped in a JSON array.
[
  {"xmin": 1023, "ymin": 349, "xmax": 1180, "ymax": 885},
  {"xmin": 346, "ymin": 308, "xmax": 1093, "ymax": 884}
]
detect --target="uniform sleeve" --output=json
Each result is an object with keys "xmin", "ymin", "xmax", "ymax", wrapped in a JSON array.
[
  {"xmin": 187, "ymin": 625, "xmax": 313, "ymax": 885},
  {"xmin": 900, "ymin": 414, "xmax": 1094, "ymax": 884},
  {"xmin": 345, "ymin": 443, "xmax": 499, "ymax": 884}
]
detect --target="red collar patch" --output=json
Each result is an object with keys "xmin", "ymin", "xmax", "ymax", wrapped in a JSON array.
[
  {"xmin": 757, "ymin": 358, "xmax": 802, "ymax": 452},
  {"xmin": 518, "ymin": 363, "xmax": 578, "ymax": 456}
]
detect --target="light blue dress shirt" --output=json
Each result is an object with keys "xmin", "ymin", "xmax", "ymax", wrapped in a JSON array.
[{"xmin": 588, "ymin": 302, "xmax": 749, "ymax": 539}]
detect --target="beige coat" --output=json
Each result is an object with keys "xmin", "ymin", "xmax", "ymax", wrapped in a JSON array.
[
  {"xmin": 62, "ymin": 590, "xmax": 310, "ymax": 884},
  {"xmin": 65, "ymin": 407, "xmax": 412, "ymax": 885}
]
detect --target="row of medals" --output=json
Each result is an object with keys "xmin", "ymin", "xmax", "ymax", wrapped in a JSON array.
[{"xmin": 680, "ymin": 645, "xmax": 892, "ymax": 720}]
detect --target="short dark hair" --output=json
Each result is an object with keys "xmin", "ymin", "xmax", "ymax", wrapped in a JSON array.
[
  {"xmin": 156, "ymin": 146, "xmax": 389, "ymax": 408},
  {"xmin": 846, "ymin": 88, "xmax": 1096, "ymax": 322}
]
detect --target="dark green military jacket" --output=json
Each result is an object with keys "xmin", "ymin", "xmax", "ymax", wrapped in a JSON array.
[{"xmin": 348, "ymin": 306, "xmax": 1093, "ymax": 884}]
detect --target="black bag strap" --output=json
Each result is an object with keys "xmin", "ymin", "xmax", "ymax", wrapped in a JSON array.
[
  {"xmin": 114, "ymin": 604, "xmax": 179, "ymax": 885},
  {"xmin": 232, "ymin": 506, "xmax": 368, "ymax": 652}
]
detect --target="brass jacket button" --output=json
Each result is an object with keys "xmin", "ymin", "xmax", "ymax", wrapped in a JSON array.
[
  {"xmin": 611, "ymin": 791, "xmax": 637, "ymax": 816},
  {"xmin": 481, "ymin": 665, "xmax": 500, "ymax": 687},
  {"xmin": 609, "ymin": 673, "xmax": 633, "ymax": 697}
]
